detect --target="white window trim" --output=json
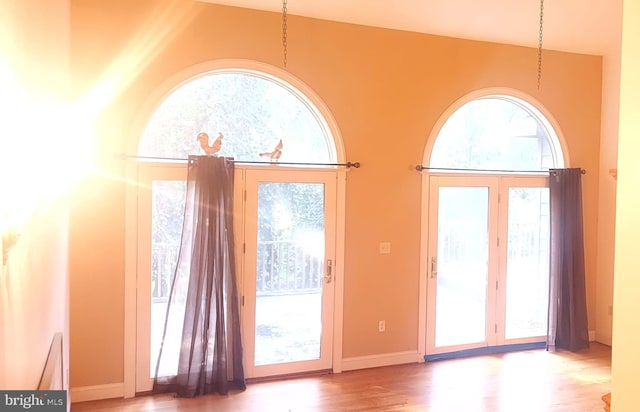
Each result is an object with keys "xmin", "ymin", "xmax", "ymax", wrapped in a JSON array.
[
  {"xmin": 123, "ymin": 59, "xmax": 347, "ymax": 397},
  {"xmin": 417, "ymin": 87, "xmax": 570, "ymax": 361},
  {"xmin": 421, "ymin": 87, "xmax": 569, "ymax": 170}
]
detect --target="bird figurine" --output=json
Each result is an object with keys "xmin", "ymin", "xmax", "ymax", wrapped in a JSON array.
[
  {"xmin": 259, "ymin": 139, "xmax": 283, "ymax": 162},
  {"xmin": 196, "ymin": 132, "xmax": 223, "ymax": 156}
]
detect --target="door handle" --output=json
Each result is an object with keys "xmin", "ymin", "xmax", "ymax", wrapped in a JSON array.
[
  {"xmin": 430, "ymin": 257, "xmax": 437, "ymax": 279},
  {"xmin": 324, "ymin": 259, "xmax": 333, "ymax": 283}
]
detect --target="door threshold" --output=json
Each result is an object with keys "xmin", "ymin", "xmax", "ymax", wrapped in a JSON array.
[
  {"xmin": 425, "ymin": 341, "xmax": 546, "ymax": 362},
  {"xmin": 247, "ymin": 369, "xmax": 332, "ymax": 383}
]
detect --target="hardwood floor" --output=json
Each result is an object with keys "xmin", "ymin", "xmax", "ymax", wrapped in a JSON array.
[{"xmin": 72, "ymin": 343, "xmax": 611, "ymax": 412}]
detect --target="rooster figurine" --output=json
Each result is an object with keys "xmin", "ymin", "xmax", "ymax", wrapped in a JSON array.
[
  {"xmin": 259, "ymin": 139, "xmax": 283, "ymax": 162},
  {"xmin": 196, "ymin": 132, "xmax": 223, "ymax": 156}
]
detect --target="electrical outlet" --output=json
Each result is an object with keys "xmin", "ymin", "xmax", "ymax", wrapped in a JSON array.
[
  {"xmin": 378, "ymin": 320, "xmax": 386, "ymax": 332},
  {"xmin": 379, "ymin": 242, "xmax": 391, "ymax": 254}
]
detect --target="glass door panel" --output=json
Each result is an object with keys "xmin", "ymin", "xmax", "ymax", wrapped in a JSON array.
[
  {"xmin": 435, "ymin": 187, "xmax": 490, "ymax": 348},
  {"xmin": 255, "ymin": 182, "xmax": 325, "ymax": 365},
  {"xmin": 135, "ymin": 165, "xmax": 188, "ymax": 393},
  {"xmin": 504, "ymin": 187, "xmax": 550, "ymax": 340},
  {"xmin": 244, "ymin": 169, "xmax": 336, "ymax": 378},
  {"xmin": 149, "ymin": 180, "xmax": 186, "ymax": 377}
]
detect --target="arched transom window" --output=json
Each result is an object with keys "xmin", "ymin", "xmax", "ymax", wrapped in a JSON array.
[
  {"xmin": 430, "ymin": 95, "xmax": 564, "ymax": 171},
  {"xmin": 138, "ymin": 70, "xmax": 336, "ymax": 163}
]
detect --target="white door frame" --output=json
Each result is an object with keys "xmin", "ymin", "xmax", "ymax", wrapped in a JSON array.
[
  {"xmin": 133, "ymin": 163, "xmax": 189, "ymax": 393},
  {"xmin": 123, "ymin": 163, "xmax": 347, "ymax": 397},
  {"xmin": 424, "ymin": 175, "xmax": 500, "ymax": 355},
  {"xmin": 242, "ymin": 168, "xmax": 338, "ymax": 378},
  {"xmin": 418, "ymin": 173, "xmax": 550, "ymax": 359},
  {"xmin": 495, "ymin": 176, "xmax": 549, "ymax": 346}
]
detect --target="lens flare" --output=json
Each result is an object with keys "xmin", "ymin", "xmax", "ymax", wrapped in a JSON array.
[{"xmin": 0, "ymin": 60, "xmax": 95, "ymax": 235}]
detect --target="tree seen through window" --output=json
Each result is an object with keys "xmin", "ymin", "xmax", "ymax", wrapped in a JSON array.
[
  {"xmin": 138, "ymin": 72, "xmax": 333, "ymax": 163},
  {"xmin": 430, "ymin": 97, "xmax": 555, "ymax": 171}
]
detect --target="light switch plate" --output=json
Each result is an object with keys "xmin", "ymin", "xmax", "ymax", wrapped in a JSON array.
[{"xmin": 379, "ymin": 242, "xmax": 391, "ymax": 254}]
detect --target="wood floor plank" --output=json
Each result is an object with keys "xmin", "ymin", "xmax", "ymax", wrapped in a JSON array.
[{"xmin": 72, "ymin": 343, "xmax": 611, "ymax": 411}]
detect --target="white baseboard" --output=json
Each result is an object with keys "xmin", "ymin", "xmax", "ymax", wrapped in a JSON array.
[
  {"xmin": 342, "ymin": 334, "xmax": 598, "ymax": 373},
  {"xmin": 341, "ymin": 351, "xmax": 419, "ymax": 371},
  {"xmin": 70, "ymin": 382, "xmax": 124, "ymax": 403}
]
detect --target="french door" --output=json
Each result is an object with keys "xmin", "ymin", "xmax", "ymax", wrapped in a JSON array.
[
  {"xmin": 135, "ymin": 165, "xmax": 337, "ymax": 391},
  {"xmin": 242, "ymin": 169, "xmax": 336, "ymax": 378},
  {"xmin": 425, "ymin": 175, "xmax": 549, "ymax": 355}
]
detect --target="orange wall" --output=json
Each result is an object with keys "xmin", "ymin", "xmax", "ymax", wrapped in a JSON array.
[
  {"xmin": 68, "ymin": 175, "xmax": 125, "ymax": 387},
  {"xmin": 69, "ymin": 0, "xmax": 603, "ymax": 387}
]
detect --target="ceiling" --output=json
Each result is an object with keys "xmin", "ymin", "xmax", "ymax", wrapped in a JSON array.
[{"xmin": 201, "ymin": 0, "xmax": 621, "ymax": 56}]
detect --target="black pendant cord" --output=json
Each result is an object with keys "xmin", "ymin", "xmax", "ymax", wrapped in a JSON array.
[
  {"xmin": 282, "ymin": 0, "xmax": 288, "ymax": 67},
  {"xmin": 537, "ymin": 0, "xmax": 545, "ymax": 90}
]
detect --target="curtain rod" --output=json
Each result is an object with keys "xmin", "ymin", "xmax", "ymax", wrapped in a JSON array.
[
  {"xmin": 117, "ymin": 154, "xmax": 361, "ymax": 168},
  {"xmin": 415, "ymin": 165, "xmax": 586, "ymax": 174}
]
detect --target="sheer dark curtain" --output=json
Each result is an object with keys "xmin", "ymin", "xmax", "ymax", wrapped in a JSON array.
[
  {"xmin": 154, "ymin": 155, "xmax": 245, "ymax": 397},
  {"xmin": 547, "ymin": 168, "xmax": 589, "ymax": 352}
]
